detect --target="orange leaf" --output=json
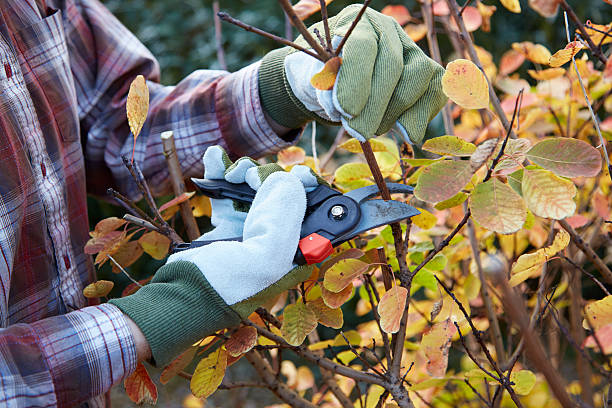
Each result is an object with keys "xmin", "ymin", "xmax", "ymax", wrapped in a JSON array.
[
  {"xmin": 310, "ymin": 57, "xmax": 342, "ymax": 91},
  {"xmin": 121, "ymin": 276, "xmax": 153, "ymax": 297},
  {"xmin": 404, "ymin": 24, "xmax": 428, "ymax": 42},
  {"xmin": 381, "ymin": 5, "xmax": 411, "ymax": 25},
  {"xmin": 449, "ymin": 6, "xmax": 482, "ymax": 32},
  {"xmin": 512, "ymin": 41, "xmax": 552, "ymax": 65},
  {"xmin": 160, "ymin": 346, "xmax": 197, "ymax": 384},
  {"xmin": 84, "ymin": 230, "xmax": 124, "ymax": 255},
  {"xmin": 323, "ymin": 258, "xmax": 370, "ymax": 293},
  {"xmin": 499, "ymin": 49, "xmax": 526, "ymax": 76},
  {"xmin": 527, "ymin": 67, "xmax": 565, "ymax": 81},
  {"xmin": 322, "ymin": 284, "xmax": 353, "ymax": 308},
  {"xmin": 277, "ymin": 146, "xmax": 306, "ymax": 168},
  {"xmin": 110, "ymin": 240, "xmax": 144, "ymax": 273},
  {"xmin": 225, "ymin": 326, "xmax": 258, "ymax": 357},
  {"xmin": 90, "ymin": 217, "xmax": 126, "ymax": 238},
  {"xmin": 292, "ymin": 0, "xmax": 333, "ymax": 21},
  {"xmin": 581, "ymin": 23, "xmax": 612, "ymax": 46},
  {"xmin": 125, "ymin": 363, "xmax": 157, "ymax": 405},
  {"xmin": 378, "ymin": 286, "xmax": 408, "ymax": 334},
  {"xmin": 159, "ymin": 191, "xmax": 196, "ymax": 213},
  {"xmin": 421, "ymin": 319, "xmax": 457, "ymax": 377},
  {"xmin": 138, "ymin": 231, "xmax": 170, "ymax": 260},
  {"xmin": 191, "ymin": 195, "xmax": 212, "ymax": 218},
  {"xmin": 82, "ymin": 280, "xmax": 114, "ymax": 298},
  {"xmin": 583, "ymin": 323, "xmax": 612, "ymax": 354},
  {"xmin": 528, "ymin": 0, "xmax": 559, "ymax": 17},
  {"xmin": 476, "ymin": 1, "xmax": 496, "ymax": 32},
  {"xmin": 549, "ymin": 41, "xmax": 585, "ymax": 67}
]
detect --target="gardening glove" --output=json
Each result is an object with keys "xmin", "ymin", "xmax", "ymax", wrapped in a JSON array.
[
  {"xmin": 109, "ymin": 146, "xmax": 320, "ymax": 366},
  {"xmin": 258, "ymin": 4, "xmax": 447, "ymax": 145}
]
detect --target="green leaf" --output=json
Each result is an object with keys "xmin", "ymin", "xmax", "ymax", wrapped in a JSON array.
[
  {"xmin": 425, "ymin": 253, "xmax": 448, "ymax": 271},
  {"xmin": 408, "ymin": 241, "xmax": 435, "ymax": 252},
  {"xmin": 415, "ymin": 161, "xmax": 474, "ymax": 203},
  {"xmin": 526, "ymin": 138, "xmax": 602, "ymax": 178},
  {"xmin": 334, "ymin": 163, "xmax": 374, "ymax": 190},
  {"xmin": 403, "ymin": 158, "xmax": 441, "ymax": 167},
  {"xmin": 338, "ymin": 138, "xmax": 389, "ymax": 153},
  {"xmin": 522, "ymin": 169, "xmax": 576, "ymax": 219},
  {"xmin": 507, "ymin": 169, "xmax": 523, "ymax": 196},
  {"xmin": 510, "ymin": 370, "xmax": 537, "ymax": 395},
  {"xmin": 413, "ymin": 269, "xmax": 437, "ymax": 292},
  {"xmin": 281, "ymin": 302, "xmax": 318, "ymax": 346},
  {"xmin": 434, "ymin": 192, "xmax": 469, "ymax": 210},
  {"xmin": 422, "ymin": 135, "xmax": 477, "ymax": 156},
  {"xmin": 468, "ymin": 178, "xmax": 526, "ymax": 234}
]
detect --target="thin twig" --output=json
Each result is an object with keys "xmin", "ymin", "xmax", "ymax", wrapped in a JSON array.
[
  {"xmin": 212, "ymin": 1, "xmax": 227, "ymax": 70},
  {"xmin": 334, "ymin": 0, "xmax": 372, "ymax": 57},
  {"xmin": 319, "ymin": 0, "xmax": 332, "ymax": 52},
  {"xmin": 217, "ymin": 12, "xmax": 324, "ymax": 61},
  {"xmin": 161, "ymin": 131, "xmax": 200, "ymax": 240},
  {"xmin": 277, "ymin": 0, "xmax": 331, "ymax": 60},
  {"xmin": 562, "ymin": 255, "xmax": 610, "ymax": 296},
  {"xmin": 107, "ymin": 188, "xmax": 155, "ymax": 224},
  {"xmin": 107, "ymin": 255, "xmax": 142, "ymax": 287},
  {"xmin": 563, "ymin": 12, "xmax": 611, "ymax": 183},
  {"xmin": 559, "ymin": 218, "xmax": 612, "ymax": 284},
  {"xmin": 123, "ymin": 214, "xmax": 159, "ymax": 232}
]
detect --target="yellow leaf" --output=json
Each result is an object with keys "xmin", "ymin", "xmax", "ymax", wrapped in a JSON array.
[
  {"xmin": 378, "ymin": 286, "xmax": 408, "ymax": 333},
  {"xmin": 584, "ymin": 295, "xmax": 612, "ymax": 330},
  {"xmin": 338, "ymin": 138, "xmax": 388, "ymax": 154},
  {"xmin": 549, "ymin": 41, "xmax": 585, "ymax": 67},
  {"xmin": 442, "ymin": 59, "xmax": 490, "ymax": 109},
  {"xmin": 511, "ymin": 370, "xmax": 537, "ymax": 395},
  {"xmin": 90, "ymin": 217, "xmax": 126, "ymax": 238},
  {"xmin": 138, "ymin": 231, "xmax": 171, "ymax": 260},
  {"xmin": 307, "ymin": 297, "xmax": 343, "ymax": 329},
  {"xmin": 477, "ymin": 1, "xmax": 496, "ymax": 32},
  {"xmin": 500, "ymin": 0, "xmax": 521, "ymax": 13},
  {"xmin": 412, "ymin": 208, "xmax": 437, "ymax": 230},
  {"xmin": 323, "ymin": 258, "xmax": 370, "ymax": 292},
  {"xmin": 527, "ymin": 67, "xmax": 566, "ymax": 81},
  {"xmin": 522, "ymin": 169, "xmax": 576, "ymax": 220},
  {"xmin": 126, "ymin": 75, "xmax": 149, "ymax": 139},
  {"xmin": 82, "ymin": 280, "xmax": 114, "ymax": 298},
  {"xmin": 191, "ymin": 195, "xmax": 212, "ymax": 218},
  {"xmin": 581, "ymin": 23, "xmax": 612, "ymax": 46},
  {"xmin": 334, "ymin": 162, "xmax": 374, "ymax": 191},
  {"xmin": 512, "ymin": 42, "xmax": 551, "ymax": 65},
  {"xmin": 281, "ymin": 302, "xmax": 318, "ymax": 346},
  {"xmin": 310, "ymin": 57, "xmax": 342, "ymax": 91},
  {"xmin": 111, "ymin": 240, "xmax": 144, "ymax": 273},
  {"xmin": 421, "ymin": 319, "xmax": 457, "ymax": 377},
  {"xmin": 468, "ymin": 178, "xmax": 526, "ymax": 234},
  {"xmin": 509, "ymin": 230, "xmax": 570, "ymax": 286},
  {"xmin": 434, "ymin": 192, "xmax": 468, "ymax": 210},
  {"xmin": 422, "ymin": 135, "xmax": 477, "ymax": 156},
  {"xmin": 190, "ymin": 348, "xmax": 227, "ymax": 398}
]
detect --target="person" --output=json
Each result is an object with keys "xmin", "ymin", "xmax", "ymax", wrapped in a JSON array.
[{"xmin": 0, "ymin": 0, "xmax": 446, "ymax": 406}]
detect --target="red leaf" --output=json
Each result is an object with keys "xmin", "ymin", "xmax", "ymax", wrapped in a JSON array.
[
  {"xmin": 124, "ymin": 363, "xmax": 157, "ymax": 405},
  {"xmin": 160, "ymin": 347, "xmax": 197, "ymax": 385}
]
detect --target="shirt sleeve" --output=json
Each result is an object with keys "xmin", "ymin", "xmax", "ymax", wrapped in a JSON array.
[
  {"xmin": 0, "ymin": 303, "xmax": 136, "ymax": 408},
  {"xmin": 64, "ymin": 0, "xmax": 299, "ymax": 199}
]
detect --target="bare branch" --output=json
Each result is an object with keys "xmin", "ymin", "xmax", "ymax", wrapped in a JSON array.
[
  {"xmin": 559, "ymin": 219, "xmax": 612, "ymax": 284},
  {"xmin": 212, "ymin": 1, "xmax": 227, "ymax": 70},
  {"xmin": 319, "ymin": 0, "xmax": 332, "ymax": 52},
  {"xmin": 334, "ymin": 0, "xmax": 372, "ymax": 56},
  {"xmin": 277, "ymin": 0, "xmax": 331, "ymax": 60},
  {"xmin": 123, "ymin": 214, "xmax": 159, "ymax": 232}
]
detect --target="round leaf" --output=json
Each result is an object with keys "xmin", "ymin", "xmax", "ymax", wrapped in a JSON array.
[
  {"xmin": 378, "ymin": 286, "xmax": 408, "ymax": 334},
  {"xmin": 225, "ymin": 326, "xmax": 258, "ymax": 357},
  {"xmin": 82, "ymin": 280, "xmax": 114, "ymax": 298},
  {"xmin": 310, "ymin": 57, "xmax": 342, "ymax": 91},
  {"xmin": 415, "ymin": 160, "xmax": 474, "ymax": 203},
  {"xmin": 323, "ymin": 258, "xmax": 370, "ymax": 293},
  {"xmin": 281, "ymin": 302, "xmax": 318, "ymax": 346},
  {"xmin": 308, "ymin": 297, "xmax": 343, "ymax": 329},
  {"xmin": 138, "ymin": 231, "xmax": 171, "ymax": 260},
  {"xmin": 190, "ymin": 348, "xmax": 227, "ymax": 398},
  {"xmin": 469, "ymin": 178, "xmax": 526, "ymax": 234},
  {"xmin": 522, "ymin": 169, "xmax": 576, "ymax": 220},
  {"xmin": 442, "ymin": 59, "xmax": 490, "ymax": 109},
  {"xmin": 422, "ymin": 135, "xmax": 477, "ymax": 157},
  {"xmin": 510, "ymin": 370, "xmax": 537, "ymax": 395},
  {"xmin": 526, "ymin": 138, "xmax": 602, "ymax": 178}
]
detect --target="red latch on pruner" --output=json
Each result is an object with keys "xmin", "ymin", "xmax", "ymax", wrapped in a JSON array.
[{"xmin": 298, "ymin": 233, "xmax": 334, "ymax": 265}]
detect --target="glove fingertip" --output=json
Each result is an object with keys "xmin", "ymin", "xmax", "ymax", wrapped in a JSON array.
[
  {"xmin": 225, "ymin": 158, "xmax": 258, "ymax": 183},
  {"xmin": 203, "ymin": 146, "xmax": 232, "ymax": 179},
  {"xmin": 289, "ymin": 165, "xmax": 319, "ymax": 189}
]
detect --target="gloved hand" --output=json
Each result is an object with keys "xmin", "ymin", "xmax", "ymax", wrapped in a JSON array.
[
  {"xmin": 258, "ymin": 5, "xmax": 448, "ymax": 145},
  {"xmin": 109, "ymin": 146, "xmax": 321, "ymax": 366}
]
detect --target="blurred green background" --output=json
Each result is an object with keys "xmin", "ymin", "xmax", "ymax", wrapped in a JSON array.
[{"xmin": 95, "ymin": 0, "xmax": 609, "ymax": 405}]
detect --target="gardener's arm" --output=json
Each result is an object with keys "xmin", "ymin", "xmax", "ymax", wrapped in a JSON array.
[
  {"xmin": 64, "ymin": 0, "xmax": 297, "ymax": 201},
  {"xmin": 0, "ymin": 304, "xmax": 139, "ymax": 407}
]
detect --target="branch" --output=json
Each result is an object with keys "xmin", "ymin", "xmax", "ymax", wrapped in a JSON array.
[
  {"xmin": 559, "ymin": 0, "xmax": 608, "ymax": 65},
  {"xmin": 562, "ymin": 255, "xmax": 610, "ymax": 296},
  {"xmin": 558, "ymin": 218, "xmax": 612, "ymax": 284},
  {"xmin": 123, "ymin": 214, "xmax": 159, "ymax": 232},
  {"xmin": 334, "ymin": 0, "xmax": 372, "ymax": 56},
  {"xmin": 161, "ymin": 131, "xmax": 200, "ymax": 241},
  {"xmin": 212, "ymin": 1, "xmax": 227, "ymax": 70},
  {"xmin": 277, "ymin": 0, "xmax": 331, "ymax": 60},
  {"xmin": 107, "ymin": 255, "xmax": 142, "ymax": 287},
  {"xmin": 319, "ymin": 0, "xmax": 332, "ymax": 53},
  {"xmin": 217, "ymin": 12, "xmax": 324, "ymax": 61}
]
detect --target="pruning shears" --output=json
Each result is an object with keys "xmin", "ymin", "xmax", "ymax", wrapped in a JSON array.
[{"xmin": 172, "ymin": 179, "xmax": 420, "ymax": 266}]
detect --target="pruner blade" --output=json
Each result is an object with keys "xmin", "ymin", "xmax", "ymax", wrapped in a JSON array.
[
  {"xmin": 333, "ymin": 199, "xmax": 420, "ymax": 244},
  {"xmin": 344, "ymin": 183, "xmax": 414, "ymax": 204}
]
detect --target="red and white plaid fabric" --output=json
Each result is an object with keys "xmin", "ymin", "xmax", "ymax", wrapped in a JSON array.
[{"xmin": 0, "ymin": 0, "xmax": 294, "ymax": 406}]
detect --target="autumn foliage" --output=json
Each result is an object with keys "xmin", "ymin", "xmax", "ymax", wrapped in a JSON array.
[{"xmin": 85, "ymin": 0, "xmax": 612, "ymax": 407}]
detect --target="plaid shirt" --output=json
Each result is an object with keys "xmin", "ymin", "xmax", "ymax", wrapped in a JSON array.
[{"xmin": 0, "ymin": 0, "xmax": 295, "ymax": 406}]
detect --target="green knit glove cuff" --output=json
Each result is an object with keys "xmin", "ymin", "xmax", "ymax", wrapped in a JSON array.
[
  {"xmin": 109, "ymin": 261, "xmax": 240, "ymax": 367},
  {"xmin": 259, "ymin": 48, "xmax": 337, "ymax": 129}
]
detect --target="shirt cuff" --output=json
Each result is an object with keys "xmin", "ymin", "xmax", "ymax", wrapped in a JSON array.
[
  {"xmin": 215, "ymin": 61, "xmax": 302, "ymax": 159},
  {"xmin": 31, "ymin": 304, "xmax": 137, "ymax": 407}
]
